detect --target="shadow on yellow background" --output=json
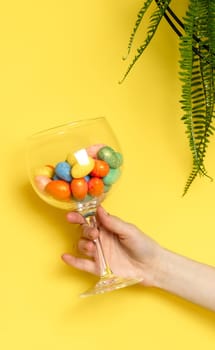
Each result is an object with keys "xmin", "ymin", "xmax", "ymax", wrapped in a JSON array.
[{"xmin": 1, "ymin": 1, "xmax": 215, "ymax": 349}]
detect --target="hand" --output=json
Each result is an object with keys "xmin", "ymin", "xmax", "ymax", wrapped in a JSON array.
[{"xmin": 62, "ymin": 206, "xmax": 163, "ymax": 287}]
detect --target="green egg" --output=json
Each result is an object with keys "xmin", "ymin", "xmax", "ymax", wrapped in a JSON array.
[
  {"xmin": 98, "ymin": 146, "xmax": 115, "ymax": 162},
  {"xmin": 98, "ymin": 146, "xmax": 123, "ymax": 168},
  {"xmin": 104, "ymin": 184, "xmax": 112, "ymax": 192},
  {"xmin": 115, "ymin": 152, "xmax": 123, "ymax": 167},
  {"xmin": 79, "ymin": 194, "xmax": 93, "ymax": 203},
  {"xmin": 108, "ymin": 152, "xmax": 123, "ymax": 168},
  {"xmin": 103, "ymin": 168, "xmax": 121, "ymax": 185}
]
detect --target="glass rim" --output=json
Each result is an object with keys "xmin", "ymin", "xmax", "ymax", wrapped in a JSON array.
[{"xmin": 27, "ymin": 116, "xmax": 107, "ymax": 140}]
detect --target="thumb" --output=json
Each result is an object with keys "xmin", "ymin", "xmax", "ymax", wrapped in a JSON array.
[{"xmin": 96, "ymin": 206, "xmax": 138, "ymax": 240}]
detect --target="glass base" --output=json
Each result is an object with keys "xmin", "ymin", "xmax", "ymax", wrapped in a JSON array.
[{"xmin": 80, "ymin": 274, "xmax": 143, "ymax": 298}]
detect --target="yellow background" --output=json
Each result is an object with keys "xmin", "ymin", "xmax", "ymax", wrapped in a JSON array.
[{"xmin": 1, "ymin": 0, "xmax": 215, "ymax": 349}]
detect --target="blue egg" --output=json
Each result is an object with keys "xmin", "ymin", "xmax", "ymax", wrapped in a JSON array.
[
  {"xmin": 55, "ymin": 162, "xmax": 72, "ymax": 182},
  {"xmin": 52, "ymin": 174, "xmax": 60, "ymax": 180},
  {"xmin": 84, "ymin": 175, "xmax": 90, "ymax": 182}
]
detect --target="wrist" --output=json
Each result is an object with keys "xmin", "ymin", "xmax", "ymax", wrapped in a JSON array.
[{"xmin": 152, "ymin": 247, "xmax": 174, "ymax": 289}]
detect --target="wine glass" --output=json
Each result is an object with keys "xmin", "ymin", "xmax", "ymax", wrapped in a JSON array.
[{"xmin": 26, "ymin": 117, "xmax": 142, "ymax": 297}]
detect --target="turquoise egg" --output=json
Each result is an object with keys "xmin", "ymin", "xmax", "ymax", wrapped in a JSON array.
[
  {"xmin": 104, "ymin": 184, "xmax": 112, "ymax": 192},
  {"xmin": 55, "ymin": 161, "xmax": 72, "ymax": 182},
  {"xmin": 103, "ymin": 168, "xmax": 121, "ymax": 185}
]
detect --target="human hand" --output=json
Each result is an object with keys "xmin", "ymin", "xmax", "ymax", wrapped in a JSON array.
[{"xmin": 62, "ymin": 206, "xmax": 163, "ymax": 287}]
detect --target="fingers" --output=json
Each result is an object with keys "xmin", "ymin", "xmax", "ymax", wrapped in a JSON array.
[
  {"xmin": 61, "ymin": 253, "xmax": 98, "ymax": 275},
  {"xmin": 96, "ymin": 206, "xmax": 138, "ymax": 239},
  {"xmin": 78, "ymin": 238, "xmax": 96, "ymax": 257},
  {"xmin": 66, "ymin": 211, "xmax": 86, "ymax": 225}
]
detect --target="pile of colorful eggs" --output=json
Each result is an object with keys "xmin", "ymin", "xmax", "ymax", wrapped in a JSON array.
[{"xmin": 34, "ymin": 144, "xmax": 123, "ymax": 202}]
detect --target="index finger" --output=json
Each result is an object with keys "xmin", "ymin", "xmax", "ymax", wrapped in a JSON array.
[{"xmin": 66, "ymin": 212, "xmax": 86, "ymax": 224}]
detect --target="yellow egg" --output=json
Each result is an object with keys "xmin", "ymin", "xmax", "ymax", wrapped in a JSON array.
[
  {"xmin": 66, "ymin": 152, "xmax": 77, "ymax": 166},
  {"xmin": 34, "ymin": 165, "xmax": 54, "ymax": 178},
  {"xmin": 71, "ymin": 157, "xmax": 95, "ymax": 178}
]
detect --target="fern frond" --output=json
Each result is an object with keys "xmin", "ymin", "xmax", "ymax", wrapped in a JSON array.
[
  {"xmin": 181, "ymin": 0, "xmax": 215, "ymax": 195},
  {"xmin": 119, "ymin": 0, "xmax": 172, "ymax": 83},
  {"xmin": 123, "ymin": 0, "xmax": 154, "ymax": 60}
]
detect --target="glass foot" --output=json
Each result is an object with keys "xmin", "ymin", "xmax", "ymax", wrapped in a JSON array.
[{"xmin": 80, "ymin": 274, "xmax": 143, "ymax": 297}]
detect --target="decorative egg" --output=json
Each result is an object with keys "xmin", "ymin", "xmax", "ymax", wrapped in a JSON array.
[
  {"xmin": 98, "ymin": 146, "xmax": 115, "ymax": 162},
  {"xmin": 104, "ymin": 184, "xmax": 112, "ymax": 193},
  {"xmin": 52, "ymin": 174, "xmax": 60, "ymax": 180},
  {"xmin": 103, "ymin": 168, "xmax": 121, "ymax": 185},
  {"xmin": 45, "ymin": 180, "xmax": 71, "ymax": 200},
  {"xmin": 90, "ymin": 159, "xmax": 109, "ymax": 177},
  {"xmin": 80, "ymin": 194, "xmax": 93, "ymax": 202},
  {"xmin": 35, "ymin": 165, "xmax": 54, "ymax": 178},
  {"xmin": 71, "ymin": 157, "xmax": 95, "ymax": 178},
  {"xmin": 88, "ymin": 177, "xmax": 104, "ymax": 197},
  {"xmin": 55, "ymin": 161, "xmax": 72, "ymax": 182},
  {"xmin": 46, "ymin": 164, "xmax": 55, "ymax": 170},
  {"xmin": 110, "ymin": 152, "xmax": 123, "ymax": 168},
  {"xmin": 86, "ymin": 144, "xmax": 105, "ymax": 158},
  {"xmin": 71, "ymin": 178, "xmax": 88, "ymax": 200},
  {"xmin": 98, "ymin": 146, "xmax": 123, "ymax": 169},
  {"xmin": 66, "ymin": 152, "xmax": 77, "ymax": 166},
  {"xmin": 34, "ymin": 175, "xmax": 52, "ymax": 192}
]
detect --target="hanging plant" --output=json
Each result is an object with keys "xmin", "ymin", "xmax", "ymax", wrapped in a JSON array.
[{"xmin": 120, "ymin": 0, "xmax": 215, "ymax": 195}]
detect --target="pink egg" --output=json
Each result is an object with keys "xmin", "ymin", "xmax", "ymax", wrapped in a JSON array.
[
  {"xmin": 86, "ymin": 144, "xmax": 106, "ymax": 158},
  {"xmin": 34, "ymin": 175, "xmax": 52, "ymax": 192}
]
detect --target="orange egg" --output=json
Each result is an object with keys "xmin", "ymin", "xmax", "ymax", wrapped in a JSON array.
[
  {"xmin": 90, "ymin": 159, "xmax": 109, "ymax": 177},
  {"xmin": 71, "ymin": 178, "xmax": 88, "ymax": 200},
  {"xmin": 88, "ymin": 177, "xmax": 104, "ymax": 197},
  {"xmin": 45, "ymin": 180, "xmax": 71, "ymax": 200}
]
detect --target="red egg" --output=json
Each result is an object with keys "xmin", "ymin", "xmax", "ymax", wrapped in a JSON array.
[
  {"xmin": 88, "ymin": 177, "xmax": 104, "ymax": 197},
  {"xmin": 71, "ymin": 178, "xmax": 88, "ymax": 200},
  {"xmin": 90, "ymin": 159, "xmax": 109, "ymax": 177},
  {"xmin": 45, "ymin": 180, "xmax": 71, "ymax": 200}
]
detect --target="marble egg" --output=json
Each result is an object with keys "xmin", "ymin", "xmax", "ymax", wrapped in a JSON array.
[
  {"xmin": 88, "ymin": 177, "xmax": 104, "ymax": 197},
  {"xmin": 86, "ymin": 144, "xmax": 105, "ymax": 158},
  {"xmin": 90, "ymin": 159, "xmax": 109, "ymax": 177},
  {"xmin": 55, "ymin": 161, "xmax": 72, "ymax": 182},
  {"xmin": 71, "ymin": 178, "xmax": 88, "ymax": 200},
  {"xmin": 35, "ymin": 165, "xmax": 54, "ymax": 178},
  {"xmin": 34, "ymin": 175, "xmax": 52, "ymax": 192},
  {"xmin": 98, "ymin": 146, "xmax": 122, "ymax": 168},
  {"xmin": 71, "ymin": 157, "xmax": 95, "ymax": 178},
  {"xmin": 66, "ymin": 152, "xmax": 77, "ymax": 166},
  {"xmin": 103, "ymin": 168, "xmax": 121, "ymax": 185},
  {"xmin": 45, "ymin": 180, "xmax": 71, "ymax": 200}
]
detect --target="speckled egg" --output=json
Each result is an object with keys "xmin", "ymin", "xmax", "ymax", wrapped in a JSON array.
[
  {"xmin": 71, "ymin": 178, "xmax": 88, "ymax": 200},
  {"xmin": 104, "ymin": 184, "xmax": 112, "ymax": 193},
  {"xmin": 86, "ymin": 144, "xmax": 105, "ymax": 158},
  {"xmin": 34, "ymin": 175, "xmax": 52, "ymax": 192},
  {"xmin": 88, "ymin": 177, "xmax": 104, "ymax": 197},
  {"xmin": 103, "ymin": 168, "xmax": 121, "ymax": 185},
  {"xmin": 97, "ymin": 146, "xmax": 121, "ymax": 168},
  {"xmin": 112, "ymin": 152, "xmax": 123, "ymax": 168},
  {"xmin": 90, "ymin": 159, "xmax": 109, "ymax": 177},
  {"xmin": 35, "ymin": 165, "xmax": 54, "ymax": 178},
  {"xmin": 45, "ymin": 180, "xmax": 71, "ymax": 200},
  {"xmin": 66, "ymin": 152, "xmax": 77, "ymax": 166},
  {"xmin": 55, "ymin": 161, "xmax": 72, "ymax": 182},
  {"xmin": 71, "ymin": 157, "xmax": 95, "ymax": 178}
]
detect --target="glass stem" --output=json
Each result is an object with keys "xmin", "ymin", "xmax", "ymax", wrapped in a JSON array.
[{"xmin": 85, "ymin": 215, "xmax": 113, "ymax": 277}]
